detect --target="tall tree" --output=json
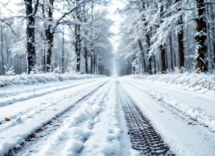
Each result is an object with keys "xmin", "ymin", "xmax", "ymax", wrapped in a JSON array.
[
  {"xmin": 24, "ymin": 0, "xmax": 40, "ymax": 74},
  {"xmin": 138, "ymin": 39, "xmax": 146, "ymax": 73},
  {"xmin": 74, "ymin": 0, "xmax": 81, "ymax": 72},
  {"xmin": 175, "ymin": 0, "xmax": 184, "ymax": 71},
  {"xmin": 0, "ymin": 24, "xmax": 4, "ymax": 74},
  {"xmin": 195, "ymin": 0, "xmax": 208, "ymax": 72},
  {"xmin": 159, "ymin": 0, "xmax": 166, "ymax": 74}
]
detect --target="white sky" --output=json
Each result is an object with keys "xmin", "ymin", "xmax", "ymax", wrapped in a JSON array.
[
  {"xmin": 106, "ymin": 0, "xmax": 125, "ymax": 76},
  {"xmin": 107, "ymin": 0, "xmax": 124, "ymax": 54}
]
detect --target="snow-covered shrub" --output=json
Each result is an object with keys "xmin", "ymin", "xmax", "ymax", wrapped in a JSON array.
[
  {"xmin": 4, "ymin": 66, "xmax": 15, "ymax": 76},
  {"xmin": 53, "ymin": 65, "xmax": 62, "ymax": 74},
  {"xmin": 31, "ymin": 65, "xmax": 43, "ymax": 74}
]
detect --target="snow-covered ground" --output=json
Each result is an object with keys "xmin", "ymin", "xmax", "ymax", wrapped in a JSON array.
[
  {"xmin": 0, "ymin": 73, "xmax": 105, "ymax": 88},
  {"xmin": 0, "ymin": 77, "xmax": 109, "ymax": 155},
  {"xmin": 126, "ymin": 75, "xmax": 215, "ymax": 131},
  {"xmin": 128, "ymin": 73, "xmax": 215, "ymax": 92},
  {"xmin": 1, "ymin": 76, "xmax": 215, "ymax": 156},
  {"xmin": 120, "ymin": 76, "xmax": 215, "ymax": 156}
]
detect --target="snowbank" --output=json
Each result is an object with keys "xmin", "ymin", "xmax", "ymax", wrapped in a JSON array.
[
  {"xmin": 128, "ymin": 73, "xmax": 215, "ymax": 92},
  {"xmin": 0, "ymin": 73, "xmax": 105, "ymax": 88}
]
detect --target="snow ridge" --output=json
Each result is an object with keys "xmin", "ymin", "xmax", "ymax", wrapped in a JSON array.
[
  {"xmin": 81, "ymin": 80, "xmax": 122, "ymax": 156},
  {"xmin": 38, "ymin": 81, "xmax": 113, "ymax": 156}
]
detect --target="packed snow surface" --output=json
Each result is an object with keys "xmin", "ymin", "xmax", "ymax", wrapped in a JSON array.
[
  {"xmin": 0, "ymin": 77, "xmax": 109, "ymax": 155},
  {"xmin": 1, "ymin": 76, "xmax": 215, "ymax": 156}
]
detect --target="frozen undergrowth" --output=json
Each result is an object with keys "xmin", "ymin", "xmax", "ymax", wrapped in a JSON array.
[
  {"xmin": 129, "ymin": 81, "xmax": 215, "ymax": 132},
  {"xmin": 0, "ymin": 73, "xmax": 105, "ymax": 88},
  {"xmin": 128, "ymin": 73, "xmax": 215, "ymax": 92}
]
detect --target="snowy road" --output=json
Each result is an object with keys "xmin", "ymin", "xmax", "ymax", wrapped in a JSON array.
[{"xmin": 1, "ymin": 77, "xmax": 215, "ymax": 156}]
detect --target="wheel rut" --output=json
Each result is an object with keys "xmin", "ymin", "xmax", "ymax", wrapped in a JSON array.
[{"xmin": 118, "ymin": 82, "xmax": 174, "ymax": 155}]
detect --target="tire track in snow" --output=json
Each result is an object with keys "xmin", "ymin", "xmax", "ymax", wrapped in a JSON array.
[
  {"xmin": 125, "ymin": 79, "xmax": 215, "ymax": 132},
  {"xmin": 5, "ymin": 80, "xmax": 110, "ymax": 156},
  {"xmin": 117, "ymin": 82, "xmax": 174, "ymax": 155},
  {"xmin": 37, "ymin": 80, "xmax": 113, "ymax": 156},
  {"xmin": 0, "ymin": 79, "xmax": 103, "ymax": 125},
  {"xmin": 0, "ymin": 79, "xmax": 97, "ymax": 99}
]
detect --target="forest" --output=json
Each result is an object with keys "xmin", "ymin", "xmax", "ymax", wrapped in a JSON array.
[
  {"xmin": 0, "ymin": 0, "xmax": 113, "ymax": 76},
  {"xmin": 116, "ymin": 0, "xmax": 215, "ymax": 76}
]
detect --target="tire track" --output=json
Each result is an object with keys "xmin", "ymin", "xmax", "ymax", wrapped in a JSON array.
[
  {"xmin": 0, "ymin": 80, "xmax": 103, "ymax": 125},
  {"xmin": 124, "ymin": 79, "xmax": 211, "ymax": 129},
  {"xmin": 5, "ymin": 80, "xmax": 109, "ymax": 156},
  {"xmin": 118, "ymin": 82, "xmax": 174, "ymax": 155},
  {"xmin": 0, "ymin": 79, "xmax": 99, "ymax": 108}
]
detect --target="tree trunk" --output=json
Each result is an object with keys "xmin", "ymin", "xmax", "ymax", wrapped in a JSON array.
[
  {"xmin": 85, "ymin": 58, "xmax": 88, "ymax": 73},
  {"xmin": 46, "ymin": 0, "xmax": 54, "ymax": 72},
  {"xmin": 1, "ymin": 25, "xmax": 4, "ymax": 75},
  {"xmin": 138, "ymin": 40, "xmax": 146, "ymax": 73},
  {"xmin": 154, "ymin": 55, "xmax": 157, "ymax": 74},
  {"xmin": 24, "ymin": 0, "xmax": 38, "ymax": 74},
  {"xmin": 175, "ymin": 0, "xmax": 184, "ymax": 71},
  {"xmin": 195, "ymin": 0, "xmax": 208, "ymax": 72},
  {"xmin": 42, "ymin": 1, "xmax": 46, "ymax": 73},
  {"xmin": 43, "ymin": 50, "xmax": 46, "ymax": 72},
  {"xmin": 75, "ymin": 0, "xmax": 81, "ymax": 73},
  {"xmin": 94, "ymin": 52, "xmax": 96, "ymax": 74},
  {"xmin": 5, "ymin": 35, "xmax": 10, "ymax": 67},
  {"xmin": 75, "ymin": 23, "xmax": 81, "ymax": 72},
  {"xmin": 46, "ymin": 29, "xmax": 54, "ymax": 72},
  {"xmin": 170, "ymin": 33, "xmax": 174, "ymax": 72},
  {"xmin": 77, "ymin": 24, "xmax": 81, "ymax": 72},
  {"xmin": 55, "ymin": 50, "xmax": 57, "ymax": 68},
  {"xmin": 90, "ymin": 54, "xmax": 93, "ymax": 74},
  {"xmin": 159, "ymin": 0, "xmax": 166, "ymax": 74},
  {"xmin": 160, "ymin": 46, "xmax": 166, "ymax": 73},
  {"xmin": 177, "ymin": 20, "xmax": 184, "ymax": 70},
  {"xmin": 62, "ymin": 25, "xmax": 65, "ymax": 73},
  {"xmin": 166, "ymin": 51, "xmax": 169, "ymax": 71},
  {"xmin": 83, "ymin": 4, "xmax": 88, "ymax": 74},
  {"xmin": 146, "ymin": 33, "xmax": 152, "ymax": 74}
]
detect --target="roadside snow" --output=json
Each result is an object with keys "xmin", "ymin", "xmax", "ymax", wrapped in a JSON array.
[
  {"xmin": 126, "ymin": 79, "xmax": 215, "ymax": 132},
  {"xmin": 128, "ymin": 73, "xmax": 215, "ymax": 92},
  {"xmin": 0, "ymin": 73, "xmax": 105, "ymax": 88}
]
